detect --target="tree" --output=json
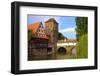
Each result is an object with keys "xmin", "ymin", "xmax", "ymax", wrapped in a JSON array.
[
  {"xmin": 75, "ymin": 17, "xmax": 88, "ymax": 58},
  {"xmin": 75, "ymin": 17, "xmax": 88, "ymax": 40},
  {"xmin": 28, "ymin": 30, "xmax": 33, "ymax": 42},
  {"xmin": 58, "ymin": 32, "xmax": 67, "ymax": 40},
  {"xmin": 76, "ymin": 34, "xmax": 88, "ymax": 58}
]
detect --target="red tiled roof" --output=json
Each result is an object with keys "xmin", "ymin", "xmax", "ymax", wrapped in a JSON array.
[
  {"xmin": 28, "ymin": 22, "xmax": 41, "ymax": 33},
  {"xmin": 34, "ymin": 36, "xmax": 48, "ymax": 39},
  {"xmin": 28, "ymin": 22, "xmax": 48, "ymax": 39}
]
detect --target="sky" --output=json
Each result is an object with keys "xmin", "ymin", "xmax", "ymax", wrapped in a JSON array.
[{"xmin": 28, "ymin": 15, "xmax": 76, "ymax": 39}]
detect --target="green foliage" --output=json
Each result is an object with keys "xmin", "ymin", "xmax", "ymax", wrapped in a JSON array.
[
  {"xmin": 58, "ymin": 32, "xmax": 67, "ymax": 40},
  {"xmin": 28, "ymin": 30, "xmax": 33, "ymax": 42},
  {"xmin": 75, "ymin": 17, "xmax": 88, "ymax": 40},
  {"xmin": 76, "ymin": 34, "xmax": 88, "ymax": 58}
]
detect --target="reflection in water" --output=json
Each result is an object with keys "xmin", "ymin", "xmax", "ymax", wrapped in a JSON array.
[{"xmin": 28, "ymin": 48, "xmax": 77, "ymax": 61}]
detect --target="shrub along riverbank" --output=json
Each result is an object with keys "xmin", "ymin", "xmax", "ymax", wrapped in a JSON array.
[{"xmin": 76, "ymin": 34, "xmax": 88, "ymax": 58}]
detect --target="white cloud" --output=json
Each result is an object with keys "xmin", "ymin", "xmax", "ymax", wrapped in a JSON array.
[{"xmin": 59, "ymin": 27, "xmax": 76, "ymax": 33}]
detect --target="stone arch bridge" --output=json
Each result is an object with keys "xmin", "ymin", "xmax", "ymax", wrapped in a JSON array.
[{"xmin": 57, "ymin": 40, "xmax": 77, "ymax": 54}]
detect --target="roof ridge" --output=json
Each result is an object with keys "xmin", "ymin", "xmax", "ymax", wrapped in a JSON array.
[{"xmin": 45, "ymin": 18, "xmax": 58, "ymax": 24}]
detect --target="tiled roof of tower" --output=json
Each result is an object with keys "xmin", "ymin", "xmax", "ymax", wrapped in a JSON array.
[
  {"xmin": 28, "ymin": 22, "xmax": 48, "ymax": 39},
  {"xmin": 45, "ymin": 18, "xmax": 58, "ymax": 24}
]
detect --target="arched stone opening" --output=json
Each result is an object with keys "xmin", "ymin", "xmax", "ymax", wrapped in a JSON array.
[
  {"xmin": 71, "ymin": 47, "xmax": 77, "ymax": 55},
  {"xmin": 58, "ymin": 47, "xmax": 67, "ymax": 55}
]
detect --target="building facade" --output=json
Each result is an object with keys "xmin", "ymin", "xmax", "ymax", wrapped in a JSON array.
[
  {"xmin": 28, "ymin": 22, "xmax": 49, "ymax": 60},
  {"xmin": 28, "ymin": 18, "xmax": 58, "ymax": 60},
  {"xmin": 45, "ymin": 18, "xmax": 58, "ymax": 58}
]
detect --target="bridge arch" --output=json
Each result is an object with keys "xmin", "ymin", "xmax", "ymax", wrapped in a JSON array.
[
  {"xmin": 70, "ymin": 47, "xmax": 77, "ymax": 55},
  {"xmin": 57, "ymin": 47, "xmax": 67, "ymax": 55}
]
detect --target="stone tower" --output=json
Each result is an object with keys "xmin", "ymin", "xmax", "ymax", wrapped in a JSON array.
[{"xmin": 45, "ymin": 18, "xmax": 58, "ymax": 58}]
